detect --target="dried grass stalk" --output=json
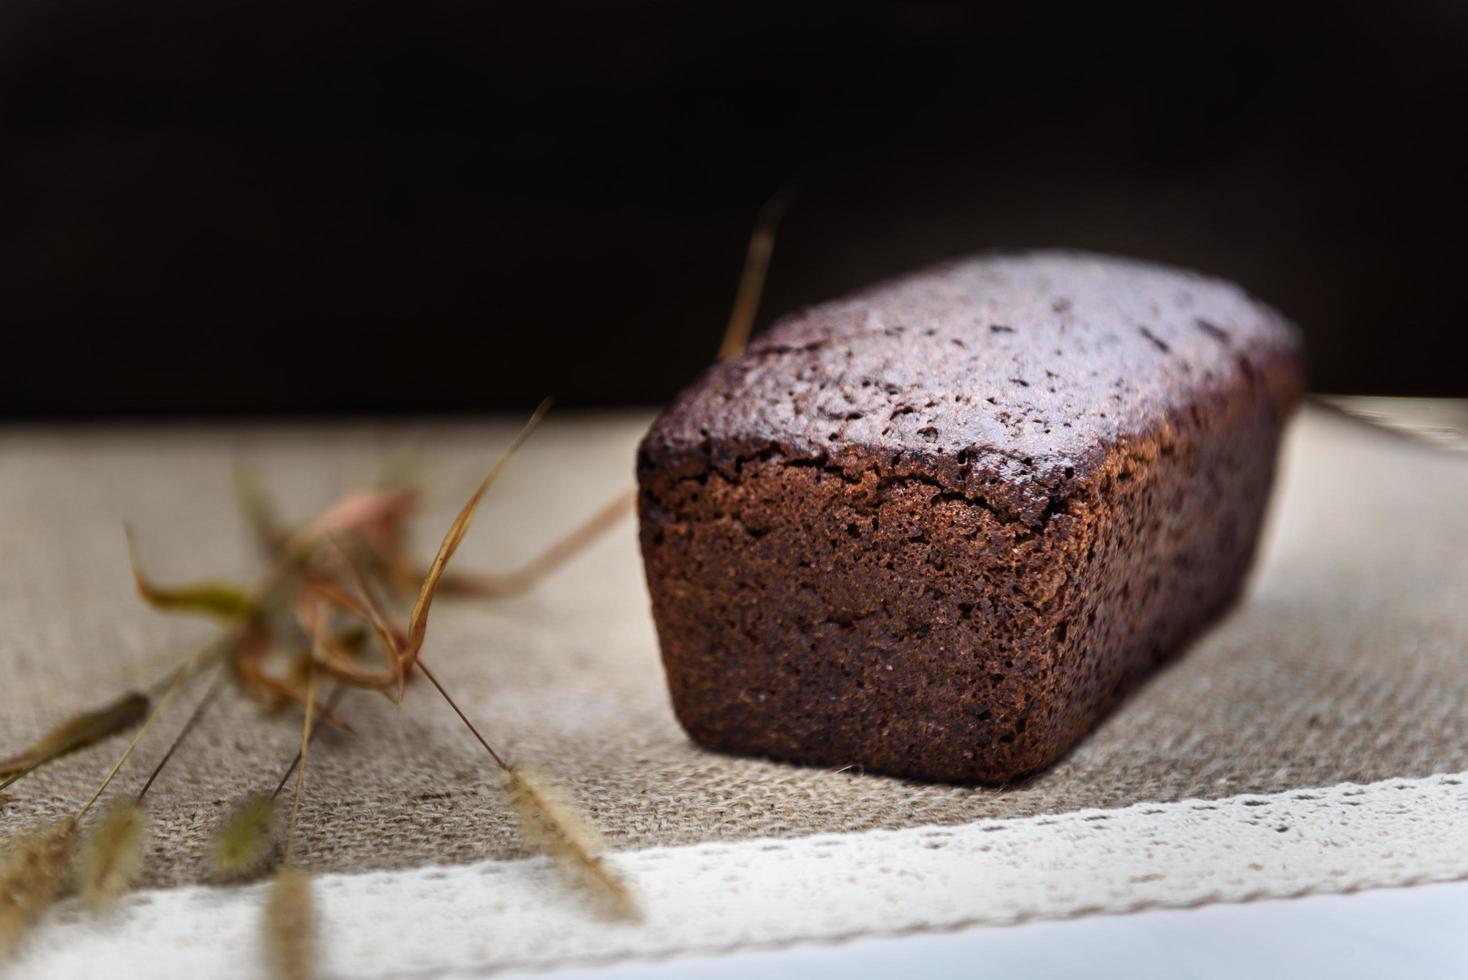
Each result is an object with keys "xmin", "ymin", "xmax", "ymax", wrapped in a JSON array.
[
  {"xmin": 0, "ymin": 822, "xmax": 75, "ymax": 954},
  {"xmin": 0, "ymin": 693, "xmax": 150, "ymax": 778},
  {"xmin": 213, "ymin": 796, "xmax": 277, "ymax": 881},
  {"xmin": 433, "ymin": 488, "xmax": 636, "ymax": 598},
  {"xmin": 399, "ymin": 402, "xmax": 549, "ymax": 696},
  {"xmin": 231, "ymin": 622, "xmax": 351, "ymax": 731},
  {"xmin": 716, "ymin": 186, "xmax": 797, "ymax": 361},
  {"xmin": 506, "ymin": 766, "xmax": 636, "ymax": 919},
  {"xmin": 233, "ymin": 461, "xmax": 288, "ymax": 559},
  {"xmin": 79, "ymin": 801, "xmax": 149, "ymax": 912},
  {"xmin": 296, "ymin": 579, "xmax": 398, "ymax": 692},
  {"xmin": 284, "ymin": 658, "xmax": 319, "ymax": 862},
  {"xmin": 126, "ymin": 528, "xmax": 254, "ymax": 619},
  {"xmin": 263, "ymin": 864, "xmax": 317, "ymax": 980},
  {"xmin": 72, "ymin": 645, "xmax": 216, "ymax": 823}
]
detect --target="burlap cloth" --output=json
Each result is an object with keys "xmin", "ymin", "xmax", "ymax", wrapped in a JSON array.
[{"xmin": 2, "ymin": 403, "xmax": 1466, "ymax": 890}]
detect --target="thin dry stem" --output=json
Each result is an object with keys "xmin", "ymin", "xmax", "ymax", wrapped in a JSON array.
[
  {"xmin": 716, "ymin": 186, "xmax": 798, "ymax": 362},
  {"xmin": 307, "ymin": 539, "xmax": 407, "ymax": 693},
  {"xmin": 285, "ymin": 660, "xmax": 319, "ymax": 863},
  {"xmin": 264, "ymin": 864, "xmax": 317, "ymax": 980},
  {"xmin": 433, "ymin": 487, "xmax": 636, "ymax": 598},
  {"xmin": 271, "ymin": 685, "xmax": 348, "ymax": 801},
  {"xmin": 506, "ymin": 766, "xmax": 636, "ymax": 919},
  {"xmin": 329, "ymin": 538, "xmax": 406, "ymax": 654},
  {"xmin": 0, "ymin": 771, "xmax": 32, "ymax": 795},
  {"xmin": 296, "ymin": 585, "xmax": 396, "ymax": 692},
  {"xmin": 74, "ymin": 641, "xmax": 219, "ymax": 822},
  {"xmin": 233, "ymin": 461, "xmax": 288, "ymax": 559},
  {"xmin": 233, "ymin": 616, "xmax": 356, "ymax": 729},
  {"xmin": 416, "ymin": 661, "xmax": 508, "ymax": 770},
  {"xmin": 400, "ymin": 400, "xmax": 550, "ymax": 696},
  {"xmin": 138, "ymin": 665, "xmax": 228, "ymax": 801},
  {"xmin": 79, "ymin": 800, "xmax": 149, "ymax": 912},
  {"xmin": 0, "ymin": 822, "xmax": 75, "ymax": 954}
]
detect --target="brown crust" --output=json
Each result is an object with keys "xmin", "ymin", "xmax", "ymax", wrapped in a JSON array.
[{"xmin": 638, "ymin": 251, "xmax": 1304, "ymax": 782}]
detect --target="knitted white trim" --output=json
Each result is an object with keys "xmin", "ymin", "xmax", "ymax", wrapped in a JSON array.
[{"xmin": 10, "ymin": 771, "xmax": 1468, "ymax": 979}]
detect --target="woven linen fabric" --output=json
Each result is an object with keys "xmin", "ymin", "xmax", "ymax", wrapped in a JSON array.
[{"xmin": 2, "ymin": 404, "xmax": 1468, "ymax": 892}]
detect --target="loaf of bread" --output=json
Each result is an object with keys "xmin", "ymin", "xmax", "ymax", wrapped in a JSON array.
[{"xmin": 637, "ymin": 251, "xmax": 1305, "ymax": 782}]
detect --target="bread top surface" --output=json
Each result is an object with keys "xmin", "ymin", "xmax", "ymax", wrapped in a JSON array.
[{"xmin": 640, "ymin": 251, "xmax": 1304, "ymax": 526}]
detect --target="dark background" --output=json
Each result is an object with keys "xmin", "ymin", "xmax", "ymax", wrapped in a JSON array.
[{"xmin": 3, "ymin": 1, "xmax": 1465, "ymax": 417}]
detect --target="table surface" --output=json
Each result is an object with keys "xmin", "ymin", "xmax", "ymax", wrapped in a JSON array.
[
  {"xmin": 2, "ymin": 397, "xmax": 1465, "ymax": 979},
  {"xmin": 512, "ymin": 396, "xmax": 1468, "ymax": 980}
]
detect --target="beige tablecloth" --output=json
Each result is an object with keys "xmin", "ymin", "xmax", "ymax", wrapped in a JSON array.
[{"xmin": 2, "ymin": 403, "xmax": 1466, "ymax": 894}]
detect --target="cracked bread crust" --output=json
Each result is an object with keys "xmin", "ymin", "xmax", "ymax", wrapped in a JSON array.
[{"xmin": 637, "ymin": 251, "xmax": 1304, "ymax": 782}]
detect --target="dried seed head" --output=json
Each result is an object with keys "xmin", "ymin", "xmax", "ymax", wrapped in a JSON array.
[
  {"xmin": 264, "ymin": 864, "xmax": 317, "ymax": 980},
  {"xmin": 79, "ymin": 801, "xmax": 150, "ymax": 912},
  {"xmin": 0, "ymin": 822, "xmax": 75, "ymax": 954},
  {"xmin": 505, "ymin": 766, "xmax": 636, "ymax": 920},
  {"xmin": 213, "ymin": 796, "xmax": 277, "ymax": 881},
  {"xmin": 0, "ymin": 692, "xmax": 150, "ymax": 779}
]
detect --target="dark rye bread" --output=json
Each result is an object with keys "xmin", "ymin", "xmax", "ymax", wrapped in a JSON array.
[{"xmin": 637, "ymin": 251, "xmax": 1305, "ymax": 782}]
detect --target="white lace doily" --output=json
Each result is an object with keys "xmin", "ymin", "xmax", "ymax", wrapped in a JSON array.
[{"xmin": 7, "ymin": 770, "xmax": 1467, "ymax": 979}]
